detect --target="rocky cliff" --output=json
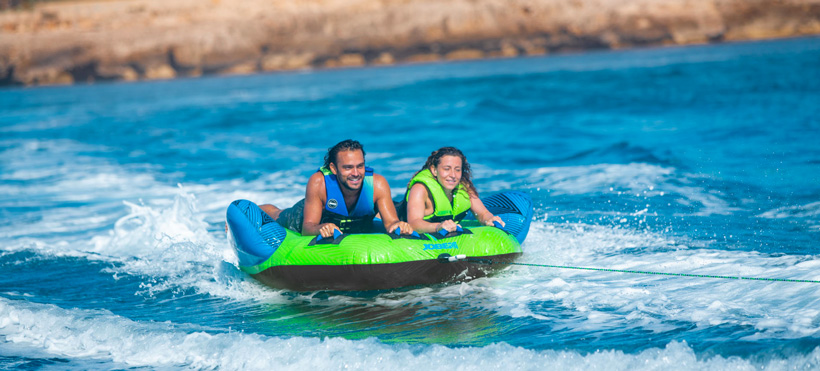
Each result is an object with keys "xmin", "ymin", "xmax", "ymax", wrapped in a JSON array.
[{"xmin": 1, "ymin": 0, "xmax": 819, "ymax": 86}]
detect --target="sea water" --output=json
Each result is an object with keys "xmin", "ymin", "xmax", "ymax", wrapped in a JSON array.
[{"xmin": 1, "ymin": 37, "xmax": 819, "ymax": 370}]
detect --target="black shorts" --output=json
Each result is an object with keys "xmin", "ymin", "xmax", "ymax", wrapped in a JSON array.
[{"xmin": 276, "ymin": 198, "xmax": 305, "ymax": 233}]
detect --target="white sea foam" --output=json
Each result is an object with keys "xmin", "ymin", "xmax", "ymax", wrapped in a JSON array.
[
  {"xmin": 474, "ymin": 221, "xmax": 820, "ymax": 338},
  {"xmin": 3, "ymin": 297, "xmax": 819, "ymax": 370},
  {"xmin": 5, "ymin": 135, "xmax": 820, "ymax": 366},
  {"xmin": 79, "ymin": 187, "xmax": 293, "ymax": 302},
  {"xmin": 282, "ymin": 220, "xmax": 820, "ymax": 342},
  {"xmin": 194, "ymin": 218, "xmax": 820, "ymax": 342},
  {"xmin": 759, "ymin": 201, "xmax": 820, "ymax": 219},
  {"xmin": 0, "ymin": 138, "xmax": 303, "ymax": 303},
  {"xmin": 757, "ymin": 201, "xmax": 820, "ymax": 233},
  {"xmin": 9, "ymin": 150, "xmax": 819, "ymax": 342}
]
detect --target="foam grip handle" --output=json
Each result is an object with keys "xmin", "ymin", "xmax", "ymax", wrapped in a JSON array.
[{"xmin": 316, "ymin": 228, "xmax": 343, "ymax": 241}]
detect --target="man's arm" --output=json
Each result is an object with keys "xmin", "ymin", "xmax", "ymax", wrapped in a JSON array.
[
  {"xmin": 301, "ymin": 172, "xmax": 340, "ymax": 237},
  {"xmin": 373, "ymin": 174, "xmax": 414, "ymax": 235}
]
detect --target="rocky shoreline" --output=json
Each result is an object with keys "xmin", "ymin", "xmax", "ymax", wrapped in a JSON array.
[{"xmin": 1, "ymin": 0, "xmax": 819, "ymax": 87}]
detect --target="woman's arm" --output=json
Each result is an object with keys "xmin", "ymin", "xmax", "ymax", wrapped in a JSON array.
[
  {"xmin": 406, "ymin": 183, "xmax": 458, "ymax": 233},
  {"xmin": 469, "ymin": 192, "xmax": 505, "ymax": 227}
]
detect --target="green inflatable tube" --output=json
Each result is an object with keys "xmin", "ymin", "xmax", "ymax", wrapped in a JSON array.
[{"xmin": 226, "ymin": 191, "xmax": 533, "ymax": 291}]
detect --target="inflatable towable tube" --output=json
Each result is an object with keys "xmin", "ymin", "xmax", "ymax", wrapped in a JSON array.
[{"xmin": 226, "ymin": 191, "xmax": 533, "ymax": 291}]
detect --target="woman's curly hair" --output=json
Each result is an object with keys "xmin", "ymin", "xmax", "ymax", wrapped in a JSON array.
[{"xmin": 414, "ymin": 146, "xmax": 477, "ymax": 196}]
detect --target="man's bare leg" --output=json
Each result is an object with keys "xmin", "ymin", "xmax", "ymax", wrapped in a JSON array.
[{"xmin": 259, "ymin": 204, "xmax": 283, "ymax": 221}]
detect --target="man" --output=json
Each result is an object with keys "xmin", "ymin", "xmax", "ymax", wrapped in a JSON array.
[{"xmin": 260, "ymin": 139, "xmax": 413, "ymax": 238}]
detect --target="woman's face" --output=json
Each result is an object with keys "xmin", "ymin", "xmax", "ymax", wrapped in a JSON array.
[{"xmin": 431, "ymin": 155, "xmax": 462, "ymax": 192}]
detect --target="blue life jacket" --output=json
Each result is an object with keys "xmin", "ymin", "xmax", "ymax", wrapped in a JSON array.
[{"xmin": 319, "ymin": 166, "xmax": 376, "ymax": 233}]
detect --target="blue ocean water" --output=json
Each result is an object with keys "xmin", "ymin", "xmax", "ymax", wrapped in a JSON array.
[{"xmin": 1, "ymin": 37, "xmax": 820, "ymax": 370}]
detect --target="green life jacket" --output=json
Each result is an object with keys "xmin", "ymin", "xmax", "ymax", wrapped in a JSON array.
[{"xmin": 405, "ymin": 169, "xmax": 471, "ymax": 223}]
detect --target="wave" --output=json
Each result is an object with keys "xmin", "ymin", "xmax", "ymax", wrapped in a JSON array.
[
  {"xmin": 759, "ymin": 202, "xmax": 820, "ymax": 220},
  {"xmin": 96, "ymin": 193, "xmax": 820, "ymax": 343},
  {"xmin": 11, "ymin": 168, "xmax": 820, "ymax": 342},
  {"xmin": 4, "ymin": 134, "xmax": 820, "ymax": 361},
  {"xmin": 9, "ymin": 149, "xmax": 816, "ymax": 341},
  {"xmin": 3, "ymin": 296, "xmax": 820, "ymax": 370},
  {"xmin": 479, "ymin": 162, "xmax": 736, "ymax": 216},
  {"xmin": 524, "ymin": 222, "xmax": 820, "ymax": 335}
]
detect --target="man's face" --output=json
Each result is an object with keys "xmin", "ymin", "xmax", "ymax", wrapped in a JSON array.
[{"xmin": 330, "ymin": 149, "xmax": 365, "ymax": 191}]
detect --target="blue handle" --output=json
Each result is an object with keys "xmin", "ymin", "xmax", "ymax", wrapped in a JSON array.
[
  {"xmin": 493, "ymin": 221, "xmax": 503, "ymax": 229},
  {"xmin": 439, "ymin": 225, "xmax": 463, "ymax": 236},
  {"xmin": 394, "ymin": 228, "xmax": 421, "ymax": 238},
  {"xmin": 316, "ymin": 228, "xmax": 342, "ymax": 242}
]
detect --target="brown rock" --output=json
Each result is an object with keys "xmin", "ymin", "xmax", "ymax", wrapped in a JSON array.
[
  {"xmin": 223, "ymin": 61, "xmax": 258, "ymax": 75},
  {"xmin": 97, "ymin": 64, "xmax": 139, "ymax": 81},
  {"xmin": 260, "ymin": 54, "xmax": 288, "ymax": 71},
  {"xmin": 261, "ymin": 53, "xmax": 315, "ymax": 71},
  {"xmin": 144, "ymin": 64, "xmax": 176, "ymax": 80},
  {"xmin": 499, "ymin": 41, "xmax": 519, "ymax": 57},
  {"xmin": 0, "ymin": 0, "xmax": 818, "ymax": 86},
  {"xmin": 325, "ymin": 53, "xmax": 366, "ymax": 68},
  {"xmin": 17, "ymin": 66, "xmax": 74, "ymax": 85},
  {"xmin": 372, "ymin": 52, "xmax": 396, "ymax": 65},
  {"xmin": 445, "ymin": 48, "xmax": 484, "ymax": 60},
  {"xmin": 406, "ymin": 53, "xmax": 442, "ymax": 63}
]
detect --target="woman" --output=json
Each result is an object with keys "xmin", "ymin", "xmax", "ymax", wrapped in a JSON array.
[{"xmin": 404, "ymin": 147, "xmax": 505, "ymax": 234}]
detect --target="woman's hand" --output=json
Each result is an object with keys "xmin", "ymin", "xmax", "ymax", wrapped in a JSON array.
[{"xmin": 482, "ymin": 215, "xmax": 505, "ymax": 227}]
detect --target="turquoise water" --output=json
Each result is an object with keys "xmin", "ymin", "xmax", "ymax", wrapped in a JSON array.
[{"xmin": 1, "ymin": 37, "xmax": 820, "ymax": 369}]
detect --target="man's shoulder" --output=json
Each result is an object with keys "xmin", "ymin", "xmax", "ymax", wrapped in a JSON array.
[
  {"xmin": 371, "ymin": 173, "xmax": 392, "ymax": 188},
  {"xmin": 371, "ymin": 173, "xmax": 393, "ymax": 198},
  {"xmin": 306, "ymin": 172, "xmax": 326, "ymax": 195},
  {"xmin": 371, "ymin": 172, "xmax": 387, "ymax": 182},
  {"xmin": 308, "ymin": 171, "xmax": 325, "ymax": 183}
]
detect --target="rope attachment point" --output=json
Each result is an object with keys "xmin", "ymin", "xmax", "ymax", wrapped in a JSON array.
[{"xmin": 437, "ymin": 253, "xmax": 494, "ymax": 265}]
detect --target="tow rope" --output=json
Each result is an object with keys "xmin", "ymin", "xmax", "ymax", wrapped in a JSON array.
[{"xmin": 437, "ymin": 253, "xmax": 820, "ymax": 284}]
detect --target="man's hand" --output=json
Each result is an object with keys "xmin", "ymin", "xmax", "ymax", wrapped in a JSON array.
[
  {"xmin": 437, "ymin": 220, "xmax": 459, "ymax": 232},
  {"xmin": 388, "ymin": 221, "xmax": 414, "ymax": 235},
  {"xmin": 318, "ymin": 223, "xmax": 341, "ymax": 238}
]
